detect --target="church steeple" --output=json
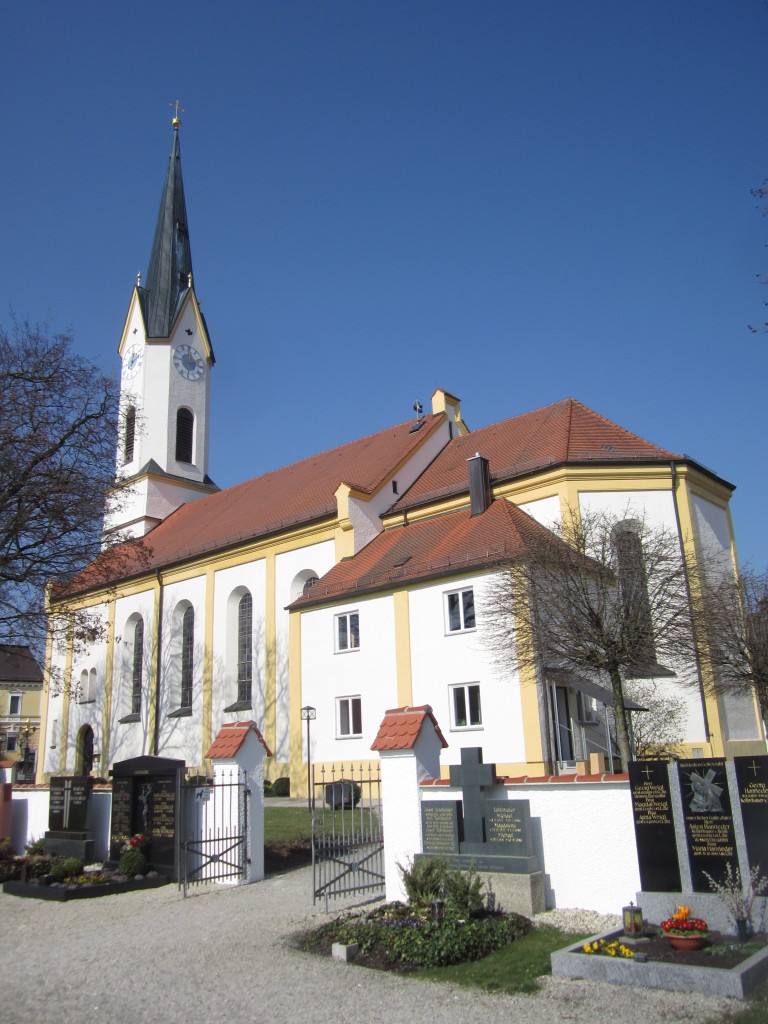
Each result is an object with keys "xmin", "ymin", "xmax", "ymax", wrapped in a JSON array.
[
  {"xmin": 140, "ymin": 112, "xmax": 193, "ymax": 339},
  {"xmin": 106, "ymin": 110, "xmax": 218, "ymax": 543}
]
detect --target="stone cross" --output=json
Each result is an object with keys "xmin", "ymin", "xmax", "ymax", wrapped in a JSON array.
[{"xmin": 449, "ymin": 747, "xmax": 496, "ymax": 845}]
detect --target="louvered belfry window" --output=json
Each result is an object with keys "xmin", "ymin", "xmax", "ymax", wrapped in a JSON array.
[
  {"xmin": 176, "ymin": 408, "xmax": 194, "ymax": 463},
  {"xmin": 124, "ymin": 405, "xmax": 136, "ymax": 464}
]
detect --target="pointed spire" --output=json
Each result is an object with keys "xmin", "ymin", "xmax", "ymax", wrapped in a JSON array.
[{"xmin": 142, "ymin": 113, "xmax": 193, "ymax": 338}]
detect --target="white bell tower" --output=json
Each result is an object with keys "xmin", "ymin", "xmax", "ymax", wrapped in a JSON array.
[{"xmin": 104, "ymin": 112, "xmax": 218, "ymax": 542}]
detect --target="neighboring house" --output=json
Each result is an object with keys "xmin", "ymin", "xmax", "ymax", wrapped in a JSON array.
[
  {"xmin": 0, "ymin": 646, "xmax": 43, "ymax": 782},
  {"xmin": 37, "ymin": 117, "xmax": 767, "ymax": 791}
]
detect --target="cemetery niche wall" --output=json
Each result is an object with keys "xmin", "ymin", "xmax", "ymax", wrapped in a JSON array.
[
  {"xmin": 418, "ymin": 747, "xmax": 544, "ymax": 915},
  {"xmin": 109, "ymin": 755, "xmax": 185, "ymax": 880},
  {"xmin": 629, "ymin": 755, "xmax": 768, "ymax": 934}
]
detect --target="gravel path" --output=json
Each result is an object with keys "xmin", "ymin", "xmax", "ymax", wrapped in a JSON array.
[{"xmin": 0, "ymin": 867, "xmax": 739, "ymax": 1024}]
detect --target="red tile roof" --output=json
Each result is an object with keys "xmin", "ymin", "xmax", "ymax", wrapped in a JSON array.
[
  {"xmin": 0, "ymin": 646, "xmax": 43, "ymax": 684},
  {"xmin": 392, "ymin": 398, "xmax": 680, "ymax": 512},
  {"xmin": 370, "ymin": 705, "xmax": 448, "ymax": 751},
  {"xmin": 57, "ymin": 412, "xmax": 447, "ymax": 598},
  {"xmin": 205, "ymin": 721, "xmax": 272, "ymax": 760},
  {"xmin": 290, "ymin": 498, "xmax": 570, "ymax": 607}
]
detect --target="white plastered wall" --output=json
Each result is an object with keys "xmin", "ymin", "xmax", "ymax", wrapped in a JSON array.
[
  {"xmin": 409, "ymin": 572, "xmax": 527, "ymax": 768},
  {"xmin": 274, "ymin": 540, "xmax": 336, "ymax": 764},
  {"xmin": 300, "ymin": 593, "xmax": 398, "ymax": 764},
  {"xmin": 66, "ymin": 604, "xmax": 109, "ymax": 771},
  {"xmin": 109, "ymin": 589, "xmax": 157, "ymax": 763}
]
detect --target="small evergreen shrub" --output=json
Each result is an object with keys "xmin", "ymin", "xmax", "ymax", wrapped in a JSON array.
[
  {"xmin": 118, "ymin": 848, "xmax": 147, "ymax": 876},
  {"xmin": 50, "ymin": 857, "xmax": 84, "ymax": 882},
  {"xmin": 25, "ymin": 836, "xmax": 45, "ymax": 855},
  {"xmin": 271, "ymin": 776, "xmax": 291, "ymax": 797}
]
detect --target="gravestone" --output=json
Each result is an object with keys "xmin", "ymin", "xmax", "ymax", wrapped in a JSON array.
[
  {"xmin": 676, "ymin": 758, "xmax": 737, "ymax": 893},
  {"xmin": 734, "ymin": 755, "xmax": 768, "ymax": 878},
  {"xmin": 628, "ymin": 760, "xmax": 682, "ymax": 892},
  {"xmin": 419, "ymin": 747, "xmax": 539, "ymax": 875},
  {"xmin": 44, "ymin": 776, "xmax": 95, "ymax": 861},
  {"xmin": 109, "ymin": 756, "xmax": 185, "ymax": 879}
]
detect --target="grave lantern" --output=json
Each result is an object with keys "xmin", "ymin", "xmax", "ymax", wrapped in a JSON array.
[
  {"xmin": 622, "ymin": 901, "xmax": 643, "ymax": 936},
  {"xmin": 431, "ymin": 898, "xmax": 445, "ymax": 922}
]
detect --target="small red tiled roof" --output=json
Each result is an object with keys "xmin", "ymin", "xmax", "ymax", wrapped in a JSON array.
[
  {"xmin": 371, "ymin": 705, "xmax": 449, "ymax": 751},
  {"xmin": 56, "ymin": 413, "xmax": 447, "ymax": 598},
  {"xmin": 291, "ymin": 498, "xmax": 570, "ymax": 607},
  {"xmin": 205, "ymin": 721, "xmax": 272, "ymax": 760},
  {"xmin": 392, "ymin": 398, "xmax": 680, "ymax": 512}
]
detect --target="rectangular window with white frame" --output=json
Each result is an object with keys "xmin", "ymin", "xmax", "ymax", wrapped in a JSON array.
[
  {"xmin": 576, "ymin": 691, "xmax": 599, "ymax": 724},
  {"xmin": 451, "ymin": 683, "xmax": 482, "ymax": 729},
  {"xmin": 5, "ymin": 733, "xmax": 18, "ymax": 753},
  {"xmin": 445, "ymin": 588, "xmax": 476, "ymax": 633},
  {"xmin": 335, "ymin": 611, "xmax": 360, "ymax": 652},
  {"xmin": 336, "ymin": 696, "xmax": 362, "ymax": 737},
  {"xmin": 8, "ymin": 693, "xmax": 21, "ymax": 716}
]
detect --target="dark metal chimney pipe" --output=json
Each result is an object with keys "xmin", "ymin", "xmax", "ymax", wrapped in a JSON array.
[{"xmin": 468, "ymin": 452, "xmax": 492, "ymax": 516}]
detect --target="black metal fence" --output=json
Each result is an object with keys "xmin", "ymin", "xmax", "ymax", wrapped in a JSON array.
[
  {"xmin": 311, "ymin": 762, "xmax": 383, "ymax": 909},
  {"xmin": 179, "ymin": 769, "xmax": 249, "ymax": 896}
]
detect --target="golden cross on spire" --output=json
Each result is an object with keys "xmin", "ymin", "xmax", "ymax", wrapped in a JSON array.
[{"xmin": 170, "ymin": 99, "xmax": 184, "ymax": 128}]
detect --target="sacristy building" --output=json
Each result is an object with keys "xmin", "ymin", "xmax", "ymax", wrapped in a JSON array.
[{"xmin": 38, "ymin": 121, "xmax": 766, "ymax": 791}]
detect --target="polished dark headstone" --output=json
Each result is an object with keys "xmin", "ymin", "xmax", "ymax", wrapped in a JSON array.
[
  {"xmin": 109, "ymin": 756, "xmax": 185, "ymax": 879},
  {"xmin": 421, "ymin": 800, "xmax": 462, "ymax": 855},
  {"xmin": 734, "ymin": 755, "xmax": 768, "ymax": 879},
  {"xmin": 628, "ymin": 760, "xmax": 682, "ymax": 893},
  {"xmin": 676, "ymin": 758, "xmax": 737, "ymax": 893}
]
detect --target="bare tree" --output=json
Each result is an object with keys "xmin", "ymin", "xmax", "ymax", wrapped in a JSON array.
[
  {"xmin": 0, "ymin": 318, "xmax": 126, "ymax": 659},
  {"xmin": 697, "ymin": 564, "xmax": 768, "ymax": 721},
  {"xmin": 624, "ymin": 680, "xmax": 686, "ymax": 761},
  {"xmin": 481, "ymin": 506, "xmax": 697, "ymax": 768}
]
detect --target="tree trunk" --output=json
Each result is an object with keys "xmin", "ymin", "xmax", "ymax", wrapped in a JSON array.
[{"xmin": 609, "ymin": 666, "xmax": 633, "ymax": 769}]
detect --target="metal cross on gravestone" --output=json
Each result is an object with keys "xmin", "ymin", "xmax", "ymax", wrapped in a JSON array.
[{"xmin": 449, "ymin": 747, "xmax": 496, "ymax": 845}]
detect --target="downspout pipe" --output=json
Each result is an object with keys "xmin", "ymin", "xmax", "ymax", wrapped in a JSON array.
[{"xmin": 670, "ymin": 461, "xmax": 711, "ymax": 745}]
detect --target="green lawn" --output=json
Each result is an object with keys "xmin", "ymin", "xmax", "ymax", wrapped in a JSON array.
[
  {"xmin": 416, "ymin": 926, "xmax": 587, "ymax": 995},
  {"xmin": 264, "ymin": 806, "xmax": 313, "ymax": 845}
]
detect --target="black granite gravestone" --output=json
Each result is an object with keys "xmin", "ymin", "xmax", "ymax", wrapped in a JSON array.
[
  {"xmin": 109, "ymin": 756, "xmax": 185, "ymax": 879},
  {"xmin": 628, "ymin": 760, "xmax": 682, "ymax": 892},
  {"xmin": 44, "ymin": 776, "xmax": 95, "ymax": 861},
  {"xmin": 676, "ymin": 758, "xmax": 737, "ymax": 893},
  {"xmin": 421, "ymin": 800, "xmax": 463, "ymax": 855},
  {"xmin": 419, "ymin": 747, "xmax": 539, "ymax": 874},
  {"xmin": 734, "ymin": 755, "xmax": 768, "ymax": 878}
]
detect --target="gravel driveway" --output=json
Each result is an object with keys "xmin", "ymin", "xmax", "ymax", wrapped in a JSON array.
[{"xmin": 0, "ymin": 867, "xmax": 738, "ymax": 1024}]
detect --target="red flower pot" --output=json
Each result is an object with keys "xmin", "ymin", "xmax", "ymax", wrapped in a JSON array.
[{"xmin": 667, "ymin": 934, "xmax": 706, "ymax": 951}]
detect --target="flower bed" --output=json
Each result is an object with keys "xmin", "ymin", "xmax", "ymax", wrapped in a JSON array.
[{"xmin": 3, "ymin": 872, "xmax": 170, "ymax": 901}]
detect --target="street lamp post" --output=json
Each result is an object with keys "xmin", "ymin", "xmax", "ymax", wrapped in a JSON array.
[{"xmin": 300, "ymin": 706, "xmax": 316, "ymax": 814}]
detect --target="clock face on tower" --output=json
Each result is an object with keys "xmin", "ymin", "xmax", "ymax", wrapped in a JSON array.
[
  {"xmin": 123, "ymin": 344, "xmax": 143, "ymax": 378},
  {"xmin": 173, "ymin": 344, "xmax": 205, "ymax": 381}
]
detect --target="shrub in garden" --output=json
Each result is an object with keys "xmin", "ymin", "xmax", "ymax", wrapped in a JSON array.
[
  {"xmin": 399, "ymin": 857, "xmax": 485, "ymax": 917},
  {"xmin": 271, "ymin": 776, "xmax": 291, "ymax": 797},
  {"xmin": 118, "ymin": 848, "xmax": 147, "ymax": 876},
  {"xmin": 50, "ymin": 857, "xmax": 84, "ymax": 882}
]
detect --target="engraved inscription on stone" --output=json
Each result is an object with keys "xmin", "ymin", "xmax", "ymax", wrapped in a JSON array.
[{"xmin": 421, "ymin": 801, "xmax": 461, "ymax": 855}]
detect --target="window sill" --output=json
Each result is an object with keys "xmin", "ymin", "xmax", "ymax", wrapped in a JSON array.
[
  {"xmin": 450, "ymin": 725, "xmax": 484, "ymax": 732},
  {"xmin": 334, "ymin": 648, "xmax": 361, "ymax": 655},
  {"xmin": 118, "ymin": 713, "xmax": 140, "ymax": 724},
  {"xmin": 223, "ymin": 700, "xmax": 253, "ymax": 713},
  {"xmin": 336, "ymin": 734, "xmax": 363, "ymax": 740},
  {"xmin": 78, "ymin": 699, "xmax": 96, "ymax": 706},
  {"xmin": 167, "ymin": 707, "xmax": 193, "ymax": 719},
  {"xmin": 445, "ymin": 628, "xmax": 477, "ymax": 637}
]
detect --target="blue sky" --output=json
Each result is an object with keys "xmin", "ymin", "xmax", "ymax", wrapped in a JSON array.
[{"xmin": 4, "ymin": 1, "xmax": 768, "ymax": 565}]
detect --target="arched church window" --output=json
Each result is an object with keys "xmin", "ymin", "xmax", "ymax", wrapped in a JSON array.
[
  {"xmin": 124, "ymin": 406, "xmax": 136, "ymax": 464},
  {"xmin": 614, "ymin": 526, "xmax": 656, "ymax": 669},
  {"xmin": 303, "ymin": 575, "xmax": 319, "ymax": 595},
  {"xmin": 181, "ymin": 605, "xmax": 194, "ymax": 708},
  {"xmin": 131, "ymin": 618, "xmax": 144, "ymax": 715},
  {"xmin": 237, "ymin": 592, "xmax": 253, "ymax": 703},
  {"xmin": 176, "ymin": 408, "xmax": 194, "ymax": 464}
]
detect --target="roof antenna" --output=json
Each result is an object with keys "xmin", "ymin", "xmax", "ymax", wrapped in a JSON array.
[{"xmin": 410, "ymin": 400, "xmax": 424, "ymax": 433}]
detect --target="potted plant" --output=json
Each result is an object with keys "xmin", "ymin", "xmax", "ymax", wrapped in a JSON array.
[
  {"xmin": 704, "ymin": 862, "xmax": 768, "ymax": 941},
  {"xmin": 659, "ymin": 906, "xmax": 709, "ymax": 950}
]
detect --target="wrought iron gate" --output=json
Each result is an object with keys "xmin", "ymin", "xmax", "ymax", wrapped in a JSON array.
[
  {"xmin": 180, "ymin": 769, "xmax": 250, "ymax": 895},
  {"xmin": 312, "ymin": 762, "xmax": 384, "ymax": 909}
]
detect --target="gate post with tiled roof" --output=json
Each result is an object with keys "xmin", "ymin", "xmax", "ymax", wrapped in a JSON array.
[{"xmin": 371, "ymin": 705, "xmax": 447, "ymax": 903}]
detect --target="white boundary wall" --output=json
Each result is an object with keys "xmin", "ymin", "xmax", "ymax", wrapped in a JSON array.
[
  {"xmin": 410, "ymin": 779, "xmax": 640, "ymax": 915},
  {"xmin": 8, "ymin": 786, "xmax": 112, "ymax": 861}
]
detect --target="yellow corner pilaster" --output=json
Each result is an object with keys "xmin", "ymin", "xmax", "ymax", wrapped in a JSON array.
[
  {"xmin": 201, "ymin": 566, "xmax": 216, "ymax": 764},
  {"xmin": 35, "ymin": 617, "xmax": 56, "ymax": 784},
  {"xmin": 265, "ymin": 553, "xmax": 277, "ymax": 754},
  {"xmin": 287, "ymin": 610, "xmax": 305, "ymax": 797},
  {"xmin": 393, "ymin": 590, "xmax": 413, "ymax": 708}
]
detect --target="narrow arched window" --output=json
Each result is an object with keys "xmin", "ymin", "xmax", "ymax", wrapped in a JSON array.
[
  {"xmin": 237, "ymin": 592, "xmax": 253, "ymax": 703},
  {"xmin": 176, "ymin": 408, "xmax": 194, "ymax": 463},
  {"xmin": 124, "ymin": 405, "xmax": 136, "ymax": 464},
  {"xmin": 615, "ymin": 528, "xmax": 656, "ymax": 668},
  {"xmin": 132, "ymin": 618, "xmax": 144, "ymax": 715},
  {"xmin": 181, "ymin": 606, "xmax": 194, "ymax": 708}
]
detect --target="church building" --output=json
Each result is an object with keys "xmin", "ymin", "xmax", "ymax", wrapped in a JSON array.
[{"xmin": 37, "ymin": 120, "xmax": 766, "ymax": 793}]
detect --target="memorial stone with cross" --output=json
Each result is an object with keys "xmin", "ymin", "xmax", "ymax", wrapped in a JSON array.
[{"xmin": 421, "ymin": 747, "xmax": 538, "ymax": 873}]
